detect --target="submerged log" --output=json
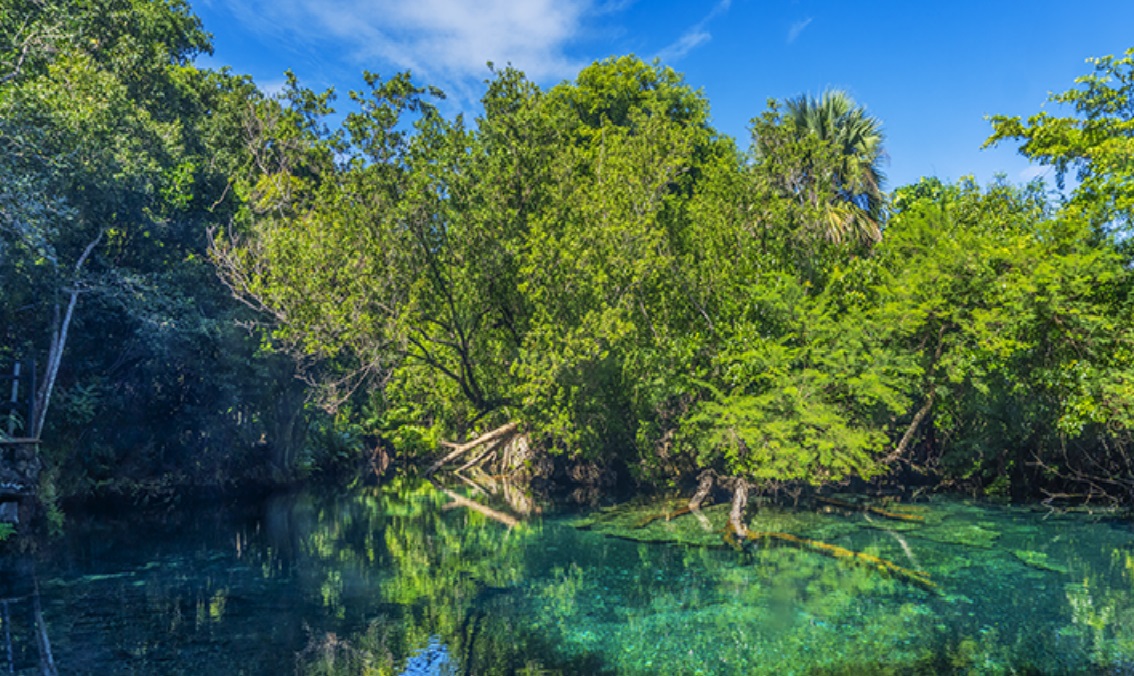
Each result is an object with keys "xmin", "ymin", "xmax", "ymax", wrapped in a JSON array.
[
  {"xmin": 634, "ymin": 503, "xmax": 694, "ymax": 529},
  {"xmin": 727, "ymin": 523, "xmax": 936, "ymax": 592},
  {"xmin": 816, "ymin": 496, "xmax": 925, "ymax": 523}
]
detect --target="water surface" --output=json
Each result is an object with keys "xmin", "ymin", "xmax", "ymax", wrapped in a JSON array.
[{"xmin": 2, "ymin": 478, "xmax": 1133, "ymax": 674}]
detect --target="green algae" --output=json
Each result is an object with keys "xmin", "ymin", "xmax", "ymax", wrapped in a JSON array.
[
  {"xmin": 551, "ymin": 494, "xmax": 1134, "ymax": 673},
  {"xmin": 1013, "ymin": 549, "xmax": 1070, "ymax": 574},
  {"xmin": 914, "ymin": 522, "xmax": 1001, "ymax": 548}
]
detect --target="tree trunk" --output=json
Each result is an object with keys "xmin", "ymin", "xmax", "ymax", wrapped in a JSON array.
[
  {"xmin": 729, "ymin": 478, "xmax": 749, "ymax": 537},
  {"xmin": 689, "ymin": 469, "xmax": 716, "ymax": 510},
  {"xmin": 32, "ymin": 232, "xmax": 101, "ymax": 440},
  {"xmin": 883, "ymin": 390, "xmax": 935, "ymax": 465}
]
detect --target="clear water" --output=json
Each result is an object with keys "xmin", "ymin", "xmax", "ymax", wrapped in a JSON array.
[{"xmin": 2, "ymin": 478, "xmax": 1134, "ymax": 674}]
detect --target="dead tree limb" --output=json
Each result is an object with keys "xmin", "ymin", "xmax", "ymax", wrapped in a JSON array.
[
  {"xmin": 882, "ymin": 391, "xmax": 935, "ymax": 466},
  {"xmin": 33, "ymin": 232, "xmax": 101, "ymax": 439},
  {"xmin": 426, "ymin": 422, "xmax": 518, "ymax": 475},
  {"xmin": 455, "ymin": 445, "xmax": 499, "ymax": 474}
]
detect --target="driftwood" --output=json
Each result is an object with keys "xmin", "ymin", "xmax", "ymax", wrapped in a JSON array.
[{"xmin": 426, "ymin": 422, "xmax": 518, "ymax": 475}]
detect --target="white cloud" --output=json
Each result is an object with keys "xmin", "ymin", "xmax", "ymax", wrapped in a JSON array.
[
  {"xmin": 656, "ymin": 0, "xmax": 731, "ymax": 63},
  {"xmin": 657, "ymin": 30, "xmax": 711, "ymax": 63},
  {"xmin": 787, "ymin": 17, "xmax": 812, "ymax": 44},
  {"xmin": 221, "ymin": 0, "xmax": 605, "ymax": 86}
]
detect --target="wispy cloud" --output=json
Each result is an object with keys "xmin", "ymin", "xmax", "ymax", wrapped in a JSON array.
[
  {"xmin": 1018, "ymin": 165, "xmax": 1051, "ymax": 182},
  {"xmin": 787, "ymin": 17, "xmax": 812, "ymax": 44},
  {"xmin": 220, "ymin": 0, "xmax": 611, "ymax": 88},
  {"xmin": 657, "ymin": 30, "xmax": 711, "ymax": 63},
  {"xmin": 657, "ymin": 0, "xmax": 731, "ymax": 63}
]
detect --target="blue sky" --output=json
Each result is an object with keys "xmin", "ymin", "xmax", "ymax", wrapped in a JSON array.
[{"xmin": 193, "ymin": 0, "xmax": 1134, "ymax": 190}]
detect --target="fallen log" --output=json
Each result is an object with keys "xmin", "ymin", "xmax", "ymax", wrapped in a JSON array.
[
  {"xmin": 635, "ymin": 502, "xmax": 694, "ymax": 529},
  {"xmin": 725, "ymin": 524, "xmax": 936, "ymax": 592},
  {"xmin": 456, "ymin": 446, "xmax": 498, "ymax": 473},
  {"xmin": 426, "ymin": 422, "xmax": 518, "ymax": 475}
]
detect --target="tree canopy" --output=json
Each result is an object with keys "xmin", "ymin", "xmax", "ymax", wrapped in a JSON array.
[{"xmin": 4, "ymin": 0, "xmax": 1134, "ymax": 507}]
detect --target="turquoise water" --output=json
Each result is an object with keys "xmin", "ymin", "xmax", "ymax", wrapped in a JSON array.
[{"xmin": 2, "ymin": 478, "xmax": 1133, "ymax": 674}]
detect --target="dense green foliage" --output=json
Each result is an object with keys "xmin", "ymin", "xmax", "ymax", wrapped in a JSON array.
[
  {"xmin": 3, "ymin": 0, "xmax": 1134, "ymax": 504},
  {"xmin": 986, "ymin": 47, "xmax": 1134, "ymax": 234},
  {"xmin": 0, "ymin": 0, "xmax": 312, "ymax": 497}
]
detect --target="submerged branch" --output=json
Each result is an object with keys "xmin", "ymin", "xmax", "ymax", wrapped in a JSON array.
[{"xmin": 726, "ymin": 525, "xmax": 936, "ymax": 592}]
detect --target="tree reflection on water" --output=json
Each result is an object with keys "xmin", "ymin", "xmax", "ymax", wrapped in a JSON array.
[{"xmin": 4, "ymin": 482, "xmax": 1134, "ymax": 673}]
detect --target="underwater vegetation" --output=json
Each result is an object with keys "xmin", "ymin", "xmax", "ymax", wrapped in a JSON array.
[
  {"xmin": 6, "ymin": 482, "xmax": 1134, "ymax": 674},
  {"xmin": 565, "ymin": 495, "xmax": 1134, "ymax": 673}
]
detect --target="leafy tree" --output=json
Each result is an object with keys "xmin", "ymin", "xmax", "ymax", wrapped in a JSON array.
[
  {"xmin": 985, "ymin": 48, "xmax": 1134, "ymax": 235},
  {"xmin": 771, "ymin": 89, "xmax": 887, "ymax": 245},
  {"xmin": 214, "ymin": 57, "xmax": 729, "ymax": 477},
  {"xmin": 513, "ymin": 57, "xmax": 724, "ymax": 465},
  {"xmin": 214, "ymin": 66, "xmax": 541, "ymax": 462},
  {"xmin": 0, "ymin": 0, "xmax": 211, "ymax": 436},
  {"xmin": 0, "ymin": 0, "xmax": 313, "ymax": 495},
  {"xmin": 879, "ymin": 177, "xmax": 1134, "ymax": 500},
  {"xmin": 680, "ymin": 273, "xmax": 914, "ymax": 487}
]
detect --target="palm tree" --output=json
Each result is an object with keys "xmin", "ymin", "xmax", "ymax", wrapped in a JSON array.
[{"xmin": 783, "ymin": 89, "xmax": 887, "ymax": 245}]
